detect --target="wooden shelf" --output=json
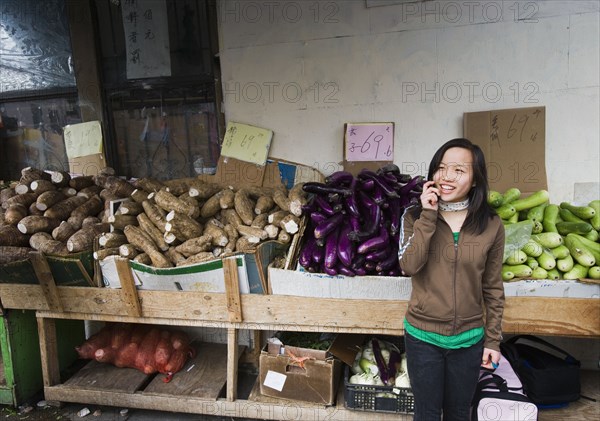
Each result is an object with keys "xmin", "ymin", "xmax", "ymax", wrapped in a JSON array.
[{"xmin": 1, "ymin": 283, "xmax": 598, "ymax": 337}]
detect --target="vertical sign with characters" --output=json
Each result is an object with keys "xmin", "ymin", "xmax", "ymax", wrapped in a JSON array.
[{"xmin": 121, "ymin": 0, "xmax": 171, "ymax": 79}]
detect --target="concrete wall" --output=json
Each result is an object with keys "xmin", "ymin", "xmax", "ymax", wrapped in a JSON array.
[{"xmin": 217, "ymin": 0, "xmax": 599, "ymax": 203}]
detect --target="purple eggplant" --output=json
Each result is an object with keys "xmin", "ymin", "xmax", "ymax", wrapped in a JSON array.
[
  {"xmin": 311, "ymin": 243, "xmax": 325, "ymax": 264},
  {"xmin": 337, "ymin": 264, "xmax": 356, "ymax": 277},
  {"xmin": 364, "ymin": 261, "xmax": 377, "ymax": 271},
  {"xmin": 324, "ymin": 266, "xmax": 338, "ymax": 276},
  {"xmin": 303, "ymin": 182, "xmax": 352, "ymax": 197},
  {"xmin": 375, "ymin": 246, "xmax": 399, "ymax": 272},
  {"xmin": 357, "ymin": 225, "xmax": 389, "ymax": 254},
  {"xmin": 337, "ymin": 223, "xmax": 355, "ymax": 267},
  {"xmin": 345, "ymin": 193, "xmax": 361, "ymax": 218},
  {"xmin": 358, "ymin": 169, "xmax": 400, "ymax": 198},
  {"xmin": 350, "ymin": 253, "xmax": 366, "ymax": 271},
  {"xmin": 348, "ymin": 192, "xmax": 382, "ymax": 242},
  {"xmin": 372, "ymin": 185, "xmax": 387, "ymax": 206},
  {"xmin": 354, "ymin": 267, "xmax": 367, "ymax": 276},
  {"xmin": 324, "ymin": 226, "xmax": 340, "ymax": 269},
  {"xmin": 314, "ymin": 195, "xmax": 342, "ymax": 216},
  {"xmin": 399, "ymin": 175, "xmax": 424, "ymax": 196},
  {"xmin": 395, "ymin": 173, "xmax": 414, "ymax": 184},
  {"xmin": 358, "ymin": 178, "xmax": 375, "ymax": 191},
  {"xmin": 387, "ymin": 197, "xmax": 402, "ymax": 236},
  {"xmin": 371, "ymin": 339, "xmax": 390, "ymax": 385},
  {"xmin": 377, "ymin": 163, "xmax": 401, "ymax": 176},
  {"xmin": 299, "ymin": 235, "xmax": 317, "ymax": 268},
  {"xmin": 314, "ymin": 212, "xmax": 345, "ymax": 239},
  {"xmin": 365, "ymin": 247, "xmax": 390, "ymax": 262},
  {"xmin": 310, "ymin": 211, "xmax": 328, "ymax": 226},
  {"xmin": 343, "ymin": 178, "xmax": 361, "ymax": 218},
  {"xmin": 325, "ymin": 171, "xmax": 354, "ymax": 186},
  {"xmin": 301, "ymin": 200, "xmax": 317, "ymax": 214},
  {"xmin": 387, "ymin": 347, "xmax": 402, "ymax": 380}
]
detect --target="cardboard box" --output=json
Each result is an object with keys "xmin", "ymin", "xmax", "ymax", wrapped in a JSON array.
[
  {"xmin": 464, "ymin": 106, "xmax": 547, "ymax": 195},
  {"xmin": 502, "ymin": 279, "xmax": 600, "ymax": 298},
  {"xmin": 100, "ymin": 254, "xmax": 251, "ymax": 293},
  {"xmin": 258, "ymin": 333, "xmax": 362, "ymax": 405},
  {"xmin": 268, "ymin": 267, "xmax": 413, "ymax": 300},
  {"xmin": 0, "ymin": 252, "xmax": 95, "ymax": 287},
  {"xmin": 100, "ymin": 240, "xmax": 289, "ymax": 294}
]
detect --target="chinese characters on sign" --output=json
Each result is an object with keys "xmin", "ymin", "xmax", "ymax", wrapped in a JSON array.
[
  {"xmin": 121, "ymin": 0, "xmax": 171, "ymax": 79},
  {"xmin": 221, "ymin": 122, "xmax": 273, "ymax": 166},
  {"xmin": 64, "ymin": 121, "xmax": 103, "ymax": 159},
  {"xmin": 344, "ymin": 123, "xmax": 394, "ymax": 162}
]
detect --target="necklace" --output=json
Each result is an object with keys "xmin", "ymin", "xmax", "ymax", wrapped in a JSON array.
[{"xmin": 439, "ymin": 198, "xmax": 470, "ymax": 212}]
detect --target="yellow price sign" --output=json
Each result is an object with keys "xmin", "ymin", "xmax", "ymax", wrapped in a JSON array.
[{"xmin": 221, "ymin": 121, "xmax": 273, "ymax": 166}]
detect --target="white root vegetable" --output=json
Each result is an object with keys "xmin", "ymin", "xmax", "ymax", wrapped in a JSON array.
[
  {"xmin": 154, "ymin": 189, "xmax": 199, "ymax": 218},
  {"xmin": 288, "ymin": 182, "xmax": 307, "ymax": 217},
  {"xmin": 174, "ymin": 234, "xmax": 213, "ymax": 257},
  {"xmin": 279, "ymin": 214, "xmax": 300, "ymax": 234},
  {"xmin": 17, "ymin": 215, "xmax": 61, "ymax": 234},
  {"xmin": 203, "ymin": 220, "xmax": 229, "ymax": 246},
  {"xmin": 67, "ymin": 224, "xmax": 109, "ymax": 253},
  {"xmin": 98, "ymin": 232, "xmax": 127, "ymax": 248}
]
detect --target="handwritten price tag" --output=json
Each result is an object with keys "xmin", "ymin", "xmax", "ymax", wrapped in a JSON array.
[
  {"xmin": 344, "ymin": 122, "xmax": 394, "ymax": 162},
  {"xmin": 221, "ymin": 121, "xmax": 273, "ymax": 166},
  {"xmin": 63, "ymin": 121, "xmax": 103, "ymax": 159}
]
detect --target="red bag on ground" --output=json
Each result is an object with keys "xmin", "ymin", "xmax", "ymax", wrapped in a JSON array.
[{"xmin": 75, "ymin": 322, "xmax": 196, "ymax": 382}]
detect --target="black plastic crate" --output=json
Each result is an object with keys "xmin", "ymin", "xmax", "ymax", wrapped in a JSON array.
[{"xmin": 344, "ymin": 365, "xmax": 414, "ymax": 413}]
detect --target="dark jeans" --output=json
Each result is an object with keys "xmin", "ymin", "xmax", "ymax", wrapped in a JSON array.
[{"xmin": 405, "ymin": 331, "xmax": 483, "ymax": 421}]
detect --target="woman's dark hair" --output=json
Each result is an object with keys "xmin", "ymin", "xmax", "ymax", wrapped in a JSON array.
[{"xmin": 427, "ymin": 138, "xmax": 495, "ymax": 234}]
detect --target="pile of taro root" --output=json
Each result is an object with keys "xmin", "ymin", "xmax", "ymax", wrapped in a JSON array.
[{"xmin": 0, "ymin": 166, "xmax": 308, "ymax": 267}]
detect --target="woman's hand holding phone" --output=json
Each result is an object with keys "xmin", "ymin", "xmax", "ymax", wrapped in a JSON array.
[{"xmin": 421, "ymin": 181, "xmax": 440, "ymax": 211}]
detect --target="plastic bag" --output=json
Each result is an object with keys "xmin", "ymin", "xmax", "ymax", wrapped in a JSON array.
[{"xmin": 503, "ymin": 220, "xmax": 534, "ymax": 263}]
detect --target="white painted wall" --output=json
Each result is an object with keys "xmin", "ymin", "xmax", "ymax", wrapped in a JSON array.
[{"xmin": 217, "ymin": 0, "xmax": 599, "ymax": 202}]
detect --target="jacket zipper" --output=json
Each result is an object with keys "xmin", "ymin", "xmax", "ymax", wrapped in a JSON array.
[
  {"xmin": 439, "ymin": 215, "xmax": 459, "ymax": 335},
  {"xmin": 452, "ymin": 236, "xmax": 458, "ymax": 335}
]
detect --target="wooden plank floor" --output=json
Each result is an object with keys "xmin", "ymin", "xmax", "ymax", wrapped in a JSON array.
[{"xmin": 249, "ymin": 369, "xmax": 599, "ymax": 420}]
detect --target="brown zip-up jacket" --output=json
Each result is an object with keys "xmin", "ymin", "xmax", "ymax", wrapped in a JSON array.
[{"xmin": 398, "ymin": 206, "xmax": 505, "ymax": 351}]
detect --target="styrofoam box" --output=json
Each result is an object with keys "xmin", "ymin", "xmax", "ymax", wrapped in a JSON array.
[
  {"xmin": 101, "ymin": 255, "xmax": 251, "ymax": 293},
  {"xmin": 502, "ymin": 279, "xmax": 600, "ymax": 298},
  {"xmin": 268, "ymin": 267, "xmax": 412, "ymax": 300},
  {"xmin": 268, "ymin": 268, "xmax": 600, "ymax": 300}
]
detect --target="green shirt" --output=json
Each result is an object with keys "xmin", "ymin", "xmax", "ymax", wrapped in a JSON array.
[{"xmin": 404, "ymin": 319, "xmax": 484, "ymax": 349}]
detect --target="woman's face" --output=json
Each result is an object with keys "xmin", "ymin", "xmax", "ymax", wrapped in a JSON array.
[{"xmin": 432, "ymin": 147, "xmax": 475, "ymax": 203}]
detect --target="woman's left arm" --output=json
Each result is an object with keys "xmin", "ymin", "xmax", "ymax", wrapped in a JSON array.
[{"xmin": 481, "ymin": 219, "xmax": 506, "ymax": 352}]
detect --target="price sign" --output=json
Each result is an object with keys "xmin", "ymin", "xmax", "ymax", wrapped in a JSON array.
[
  {"xmin": 221, "ymin": 121, "xmax": 273, "ymax": 166},
  {"xmin": 64, "ymin": 121, "xmax": 103, "ymax": 159},
  {"xmin": 344, "ymin": 122, "xmax": 394, "ymax": 162}
]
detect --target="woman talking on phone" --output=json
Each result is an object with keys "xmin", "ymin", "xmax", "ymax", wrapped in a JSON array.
[{"xmin": 398, "ymin": 138, "xmax": 505, "ymax": 420}]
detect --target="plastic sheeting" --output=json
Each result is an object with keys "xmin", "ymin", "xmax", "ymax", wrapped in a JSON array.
[{"xmin": 0, "ymin": 0, "xmax": 76, "ymax": 94}]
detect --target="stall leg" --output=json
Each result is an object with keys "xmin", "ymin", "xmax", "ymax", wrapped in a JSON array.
[
  {"xmin": 36, "ymin": 317, "xmax": 60, "ymax": 388},
  {"xmin": 227, "ymin": 327, "xmax": 238, "ymax": 402}
]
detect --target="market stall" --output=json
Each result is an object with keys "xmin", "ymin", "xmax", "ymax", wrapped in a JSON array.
[{"xmin": 0, "ymin": 138, "xmax": 598, "ymax": 418}]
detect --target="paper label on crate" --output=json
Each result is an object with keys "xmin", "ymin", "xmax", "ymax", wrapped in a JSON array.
[{"xmin": 263, "ymin": 370, "xmax": 287, "ymax": 392}]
